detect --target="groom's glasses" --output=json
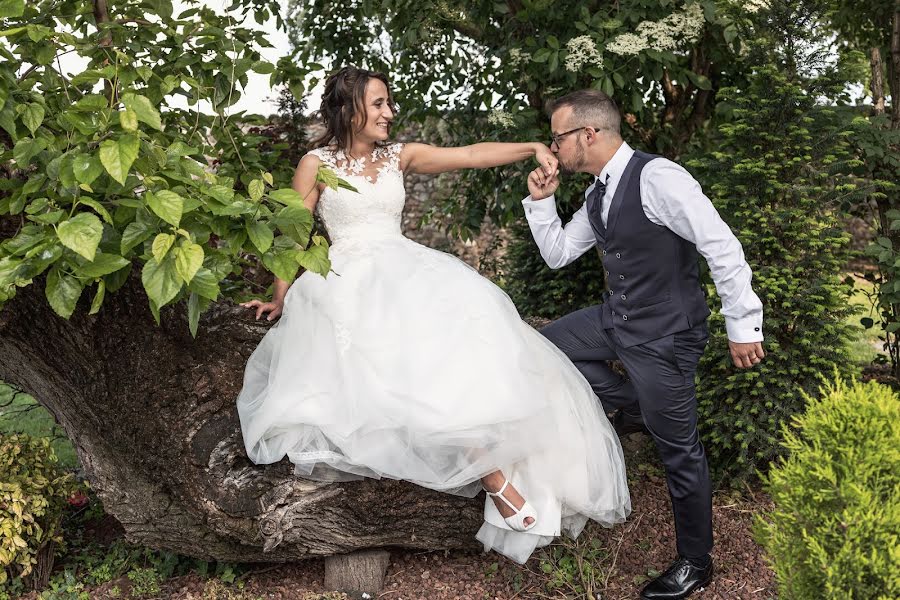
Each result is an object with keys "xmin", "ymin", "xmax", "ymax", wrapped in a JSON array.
[{"xmin": 550, "ymin": 127, "xmax": 588, "ymax": 147}]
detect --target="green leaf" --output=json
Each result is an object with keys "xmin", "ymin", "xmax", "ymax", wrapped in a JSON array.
[
  {"xmin": 173, "ymin": 242, "xmax": 203, "ymax": 283},
  {"xmin": 167, "ymin": 141, "xmax": 199, "ymax": 157},
  {"xmin": 121, "ymin": 221, "xmax": 154, "ymax": 254},
  {"xmin": 13, "ymin": 137, "xmax": 47, "ymax": 166},
  {"xmin": 316, "ymin": 166, "xmax": 343, "ymax": 191},
  {"xmin": 46, "ymin": 266, "xmax": 84, "ymax": 319},
  {"xmin": 78, "ymin": 198, "xmax": 113, "ymax": 224},
  {"xmin": 187, "ymin": 292, "xmax": 200, "ymax": 337},
  {"xmin": 247, "ymin": 221, "xmax": 274, "ymax": 254},
  {"xmin": 99, "ymin": 135, "xmax": 140, "ymax": 185},
  {"xmin": 72, "ymin": 154, "xmax": 104, "ymax": 185},
  {"xmin": 141, "ymin": 256, "xmax": 182, "ymax": 307},
  {"xmin": 28, "ymin": 210, "xmax": 64, "ymax": 225},
  {"xmin": 152, "ymin": 233, "xmax": 175, "ymax": 262},
  {"xmin": 21, "ymin": 103, "xmax": 44, "ymax": 135},
  {"xmin": 262, "ymin": 249, "xmax": 300, "ymax": 282},
  {"xmin": 187, "ymin": 267, "xmax": 219, "ymax": 300},
  {"xmin": 248, "ymin": 179, "xmax": 265, "ymax": 201},
  {"xmin": 532, "ymin": 48, "xmax": 551, "ymax": 63},
  {"xmin": 262, "ymin": 172, "xmax": 274, "ymax": 186},
  {"xmin": 296, "ymin": 244, "xmax": 331, "ymax": 276},
  {"xmin": 76, "ymin": 252, "xmax": 130, "ymax": 278},
  {"xmin": 121, "ymin": 93, "xmax": 163, "ymax": 131},
  {"xmin": 119, "ymin": 108, "xmax": 138, "ymax": 131},
  {"xmin": 268, "ymin": 188, "xmax": 304, "ymax": 205},
  {"xmin": 685, "ymin": 70, "xmax": 713, "ymax": 91},
  {"xmin": 89, "ymin": 280, "xmax": 106, "ymax": 315},
  {"xmin": 57, "ymin": 212, "xmax": 103, "ymax": 261},
  {"xmin": 147, "ymin": 190, "xmax": 184, "ymax": 226},
  {"xmin": 0, "ymin": 25, "xmax": 25, "ymax": 36},
  {"xmin": 203, "ymin": 184, "xmax": 235, "ymax": 204},
  {"xmin": 274, "ymin": 205, "xmax": 313, "ymax": 246},
  {"xmin": 0, "ymin": 0, "xmax": 25, "ymax": 18},
  {"xmin": 251, "ymin": 60, "xmax": 275, "ymax": 74}
]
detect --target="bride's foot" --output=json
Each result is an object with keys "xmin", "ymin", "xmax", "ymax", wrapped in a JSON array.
[{"xmin": 482, "ymin": 471, "xmax": 537, "ymax": 532}]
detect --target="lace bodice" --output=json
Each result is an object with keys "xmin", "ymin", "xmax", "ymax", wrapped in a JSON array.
[{"xmin": 308, "ymin": 143, "xmax": 405, "ymax": 244}]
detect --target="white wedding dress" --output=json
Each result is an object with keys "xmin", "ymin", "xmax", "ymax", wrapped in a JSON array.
[{"xmin": 236, "ymin": 142, "xmax": 631, "ymax": 564}]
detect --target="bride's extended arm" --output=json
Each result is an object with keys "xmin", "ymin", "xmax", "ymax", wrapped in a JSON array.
[
  {"xmin": 241, "ymin": 154, "xmax": 322, "ymax": 320},
  {"xmin": 401, "ymin": 142, "xmax": 557, "ymax": 176}
]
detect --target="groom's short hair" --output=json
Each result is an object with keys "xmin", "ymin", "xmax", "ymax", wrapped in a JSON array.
[{"xmin": 547, "ymin": 90, "xmax": 621, "ymax": 136}]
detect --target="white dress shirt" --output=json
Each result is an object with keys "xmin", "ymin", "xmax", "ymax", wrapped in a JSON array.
[{"xmin": 521, "ymin": 142, "xmax": 764, "ymax": 343}]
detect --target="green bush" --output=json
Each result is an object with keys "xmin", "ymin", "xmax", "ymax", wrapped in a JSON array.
[
  {"xmin": 755, "ymin": 376, "xmax": 900, "ymax": 599},
  {"xmin": 689, "ymin": 56, "xmax": 857, "ymax": 482},
  {"xmin": 0, "ymin": 434, "xmax": 80, "ymax": 588},
  {"xmin": 502, "ymin": 217, "xmax": 607, "ymax": 321}
]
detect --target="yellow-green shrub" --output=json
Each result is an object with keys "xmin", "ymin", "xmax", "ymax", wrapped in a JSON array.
[
  {"xmin": 755, "ymin": 377, "xmax": 900, "ymax": 599},
  {"xmin": 0, "ymin": 434, "xmax": 78, "ymax": 587}
]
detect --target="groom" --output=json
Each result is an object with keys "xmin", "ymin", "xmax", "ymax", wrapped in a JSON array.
[{"xmin": 522, "ymin": 89, "xmax": 765, "ymax": 599}]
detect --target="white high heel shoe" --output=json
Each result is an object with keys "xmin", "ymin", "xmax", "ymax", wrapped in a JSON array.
[{"xmin": 485, "ymin": 478, "xmax": 538, "ymax": 532}]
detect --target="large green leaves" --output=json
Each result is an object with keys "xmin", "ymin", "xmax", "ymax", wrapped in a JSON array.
[
  {"xmin": 141, "ymin": 256, "xmax": 181, "ymax": 308},
  {"xmin": 76, "ymin": 252, "xmax": 130, "ymax": 278},
  {"xmin": 147, "ymin": 190, "xmax": 184, "ymax": 226},
  {"xmin": 247, "ymin": 221, "xmax": 274, "ymax": 254},
  {"xmin": 297, "ymin": 240, "xmax": 330, "ymax": 276},
  {"xmin": 57, "ymin": 213, "xmax": 103, "ymax": 261},
  {"xmin": 72, "ymin": 154, "xmax": 104, "ymax": 185},
  {"xmin": 0, "ymin": 0, "xmax": 346, "ymax": 330},
  {"xmin": 45, "ymin": 266, "xmax": 83, "ymax": 318},
  {"xmin": 173, "ymin": 242, "xmax": 203, "ymax": 283},
  {"xmin": 99, "ymin": 135, "xmax": 140, "ymax": 185},
  {"xmin": 21, "ymin": 103, "xmax": 44, "ymax": 135},
  {"xmin": 0, "ymin": 0, "xmax": 25, "ymax": 18},
  {"xmin": 121, "ymin": 93, "xmax": 163, "ymax": 131}
]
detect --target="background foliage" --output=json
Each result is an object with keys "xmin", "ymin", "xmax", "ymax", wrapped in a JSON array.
[{"xmin": 0, "ymin": 0, "xmax": 331, "ymax": 335}]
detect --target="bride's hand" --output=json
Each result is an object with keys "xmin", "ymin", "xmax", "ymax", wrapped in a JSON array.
[
  {"xmin": 241, "ymin": 299, "xmax": 284, "ymax": 321},
  {"xmin": 533, "ymin": 143, "xmax": 558, "ymax": 177}
]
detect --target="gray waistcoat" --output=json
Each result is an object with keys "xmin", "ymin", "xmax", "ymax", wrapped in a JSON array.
[{"xmin": 588, "ymin": 150, "xmax": 710, "ymax": 347}]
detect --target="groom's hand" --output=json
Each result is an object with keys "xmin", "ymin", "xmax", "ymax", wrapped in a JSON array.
[
  {"xmin": 527, "ymin": 166, "xmax": 560, "ymax": 200},
  {"xmin": 729, "ymin": 340, "xmax": 765, "ymax": 369}
]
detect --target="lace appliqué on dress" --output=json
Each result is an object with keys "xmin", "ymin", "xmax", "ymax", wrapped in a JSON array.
[{"xmin": 310, "ymin": 143, "xmax": 403, "ymax": 184}]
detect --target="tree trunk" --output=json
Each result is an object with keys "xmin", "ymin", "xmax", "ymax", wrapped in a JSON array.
[
  {"xmin": 871, "ymin": 47, "xmax": 886, "ymax": 116},
  {"xmin": 0, "ymin": 274, "xmax": 483, "ymax": 562},
  {"xmin": 891, "ymin": 3, "xmax": 900, "ymax": 129}
]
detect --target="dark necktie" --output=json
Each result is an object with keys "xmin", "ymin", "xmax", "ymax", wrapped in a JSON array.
[{"xmin": 589, "ymin": 174, "xmax": 610, "ymax": 226}]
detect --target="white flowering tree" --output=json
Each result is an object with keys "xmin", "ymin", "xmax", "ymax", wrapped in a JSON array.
[
  {"xmin": 287, "ymin": 0, "xmax": 755, "ymax": 231},
  {"xmin": 284, "ymin": 0, "xmax": 757, "ymax": 322}
]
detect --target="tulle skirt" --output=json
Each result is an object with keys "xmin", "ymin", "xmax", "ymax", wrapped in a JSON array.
[{"xmin": 236, "ymin": 234, "xmax": 631, "ymax": 563}]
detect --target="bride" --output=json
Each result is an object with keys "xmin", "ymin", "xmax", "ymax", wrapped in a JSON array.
[{"xmin": 236, "ymin": 66, "xmax": 630, "ymax": 564}]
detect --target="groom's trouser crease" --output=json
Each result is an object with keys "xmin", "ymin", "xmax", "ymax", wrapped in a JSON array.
[{"xmin": 540, "ymin": 305, "xmax": 713, "ymax": 558}]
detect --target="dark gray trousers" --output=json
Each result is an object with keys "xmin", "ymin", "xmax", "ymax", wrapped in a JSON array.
[{"xmin": 541, "ymin": 305, "xmax": 713, "ymax": 558}]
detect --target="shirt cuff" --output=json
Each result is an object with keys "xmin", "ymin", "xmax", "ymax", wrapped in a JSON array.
[
  {"xmin": 521, "ymin": 194, "xmax": 559, "ymax": 222},
  {"xmin": 725, "ymin": 314, "xmax": 764, "ymax": 343}
]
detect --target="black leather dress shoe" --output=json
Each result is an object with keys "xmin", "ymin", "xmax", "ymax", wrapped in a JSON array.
[
  {"xmin": 612, "ymin": 410, "xmax": 649, "ymax": 436},
  {"xmin": 640, "ymin": 555, "xmax": 713, "ymax": 599}
]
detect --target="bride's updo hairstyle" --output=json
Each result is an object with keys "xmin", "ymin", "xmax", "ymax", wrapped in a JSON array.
[{"xmin": 311, "ymin": 66, "xmax": 398, "ymax": 152}]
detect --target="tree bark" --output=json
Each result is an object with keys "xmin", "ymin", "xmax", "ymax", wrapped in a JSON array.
[
  {"xmin": 891, "ymin": 3, "xmax": 900, "ymax": 129},
  {"xmin": 0, "ymin": 274, "xmax": 483, "ymax": 562},
  {"xmin": 871, "ymin": 47, "xmax": 886, "ymax": 116}
]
